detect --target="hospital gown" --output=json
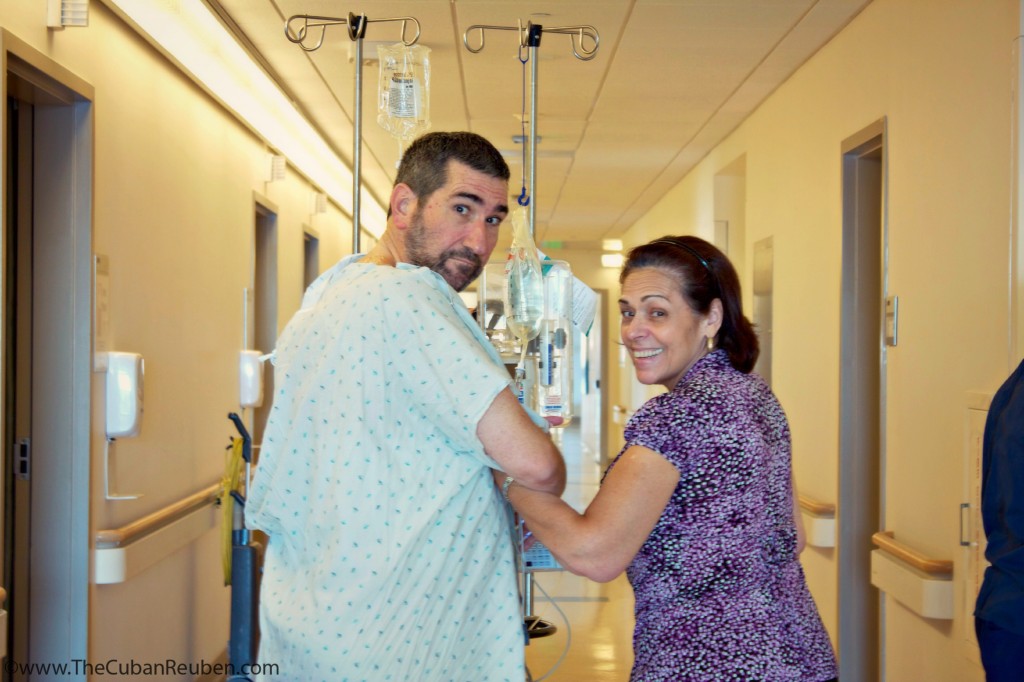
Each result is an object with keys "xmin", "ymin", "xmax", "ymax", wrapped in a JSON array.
[{"xmin": 246, "ymin": 255, "xmax": 525, "ymax": 682}]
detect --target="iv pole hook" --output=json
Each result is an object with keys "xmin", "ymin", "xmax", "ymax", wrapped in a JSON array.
[{"xmin": 347, "ymin": 12, "xmax": 367, "ymax": 41}]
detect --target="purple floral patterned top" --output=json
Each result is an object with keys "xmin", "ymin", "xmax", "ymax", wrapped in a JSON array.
[{"xmin": 610, "ymin": 350, "xmax": 837, "ymax": 681}]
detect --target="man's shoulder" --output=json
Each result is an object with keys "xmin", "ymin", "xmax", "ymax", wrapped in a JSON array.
[
  {"xmin": 329, "ymin": 262, "xmax": 441, "ymax": 298},
  {"xmin": 332, "ymin": 265, "xmax": 470, "ymax": 329}
]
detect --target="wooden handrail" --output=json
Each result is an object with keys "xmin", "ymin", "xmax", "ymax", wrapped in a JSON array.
[
  {"xmin": 96, "ymin": 482, "xmax": 221, "ymax": 549},
  {"xmin": 798, "ymin": 494, "xmax": 835, "ymax": 516},
  {"xmin": 872, "ymin": 531, "xmax": 953, "ymax": 575}
]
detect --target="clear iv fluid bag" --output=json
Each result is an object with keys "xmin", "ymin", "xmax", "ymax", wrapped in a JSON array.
[
  {"xmin": 376, "ymin": 43, "xmax": 431, "ymax": 143},
  {"xmin": 536, "ymin": 262, "xmax": 573, "ymax": 426},
  {"xmin": 505, "ymin": 208, "xmax": 544, "ymax": 342},
  {"xmin": 475, "ymin": 259, "xmax": 575, "ymax": 427},
  {"xmin": 506, "ymin": 257, "xmax": 543, "ymax": 341}
]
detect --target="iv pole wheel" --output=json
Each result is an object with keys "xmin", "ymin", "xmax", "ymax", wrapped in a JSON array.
[{"xmin": 524, "ymin": 615, "xmax": 557, "ymax": 639}]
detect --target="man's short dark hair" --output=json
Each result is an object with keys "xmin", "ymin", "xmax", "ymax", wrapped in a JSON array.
[{"xmin": 393, "ymin": 132, "xmax": 510, "ymax": 210}]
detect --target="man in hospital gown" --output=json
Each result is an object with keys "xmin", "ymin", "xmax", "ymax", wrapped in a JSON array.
[{"xmin": 245, "ymin": 132, "xmax": 566, "ymax": 681}]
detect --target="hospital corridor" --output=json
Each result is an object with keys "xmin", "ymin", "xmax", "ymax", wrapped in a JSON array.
[
  {"xmin": 522, "ymin": 424, "xmax": 636, "ymax": 682},
  {"xmin": 1, "ymin": 0, "xmax": 1023, "ymax": 680}
]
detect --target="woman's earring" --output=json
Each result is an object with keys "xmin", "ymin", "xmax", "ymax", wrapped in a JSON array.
[{"xmin": 706, "ymin": 335, "xmax": 714, "ymax": 352}]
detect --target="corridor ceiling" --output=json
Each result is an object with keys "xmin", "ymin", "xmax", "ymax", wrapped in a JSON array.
[{"xmin": 209, "ymin": 0, "xmax": 873, "ymax": 248}]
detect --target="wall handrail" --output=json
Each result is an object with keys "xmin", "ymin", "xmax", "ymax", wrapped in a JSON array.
[
  {"xmin": 95, "ymin": 482, "xmax": 221, "ymax": 550},
  {"xmin": 871, "ymin": 530, "xmax": 953, "ymax": 575},
  {"xmin": 798, "ymin": 494, "xmax": 836, "ymax": 517}
]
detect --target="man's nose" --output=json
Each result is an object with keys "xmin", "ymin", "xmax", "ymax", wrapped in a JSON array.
[{"xmin": 464, "ymin": 219, "xmax": 492, "ymax": 254}]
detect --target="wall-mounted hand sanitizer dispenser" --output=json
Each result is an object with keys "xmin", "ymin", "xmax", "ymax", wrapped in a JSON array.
[
  {"xmin": 106, "ymin": 351, "xmax": 144, "ymax": 438},
  {"xmin": 239, "ymin": 350, "xmax": 264, "ymax": 408}
]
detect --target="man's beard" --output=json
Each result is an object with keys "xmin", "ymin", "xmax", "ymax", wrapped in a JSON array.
[{"xmin": 405, "ymin": 210, "xmax": 484, "ymax": 292}]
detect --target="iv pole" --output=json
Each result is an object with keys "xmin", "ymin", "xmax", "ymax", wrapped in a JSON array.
[
  {"xmin": 463, "ymin": 20, "xmax": 599, "ymax": 238},
  {"xmin": 285, "ymin": 12, "xmax": 422, "ymax": 253},
  {"xmin": 462, "ymin": 19, "xmax": 600, "ymax": 643}
]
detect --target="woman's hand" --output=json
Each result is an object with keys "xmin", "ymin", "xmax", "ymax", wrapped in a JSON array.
[
  {"xmin": 490, "ymin": 470, "xmax": 537, "ymax": 550},
  {"xmin": 504, "ymin": 444, "xmax": 679, "ymax": 583},
  {"xmin": 521, "ymin": 523, "xmax": 538, "ymax": 550}
]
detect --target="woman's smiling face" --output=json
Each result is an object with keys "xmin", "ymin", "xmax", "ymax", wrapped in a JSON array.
[{"xmin": 619, "ymin": 266, "xmax": 722, "ymax": 391}]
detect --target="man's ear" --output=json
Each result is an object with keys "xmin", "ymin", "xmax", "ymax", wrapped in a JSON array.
[{"xmin": 390, "ymin": 183, "xmax": 417, "ymax": 230}]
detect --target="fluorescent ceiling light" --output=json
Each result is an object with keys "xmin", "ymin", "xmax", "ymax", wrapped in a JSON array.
[
  {"xmin": 602, "ymin": 239, "xmax": 623, "ymax": 251},
  {"xmin": 103, "ymin": 0, "xmax": 385, "ymax": 238},
  {"xmin": 601, "ymin": 253, "xmax": 624, "ymax": 268}
]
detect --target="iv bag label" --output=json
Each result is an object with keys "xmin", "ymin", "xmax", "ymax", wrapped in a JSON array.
[{"xmin": 389, "ymin": 74, "xmax": 418, "ymax": 118}]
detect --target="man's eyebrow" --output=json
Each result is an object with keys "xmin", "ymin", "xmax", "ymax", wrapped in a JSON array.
[
  {"xmin": 454, "ymin": 191, "xmax": 484, "ymax": 205},
  {"xmin": 453, "ymin": 191, "xmax": 508, "ymax": 216}
]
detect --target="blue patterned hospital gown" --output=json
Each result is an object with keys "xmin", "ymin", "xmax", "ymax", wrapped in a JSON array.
[
  {"xmin": 613, "ymin": 350, "xmax": 838, "ymax": 682},
  {"xmin": 246, "ymin": 255, "xmax": 525, "ymax": 681}
]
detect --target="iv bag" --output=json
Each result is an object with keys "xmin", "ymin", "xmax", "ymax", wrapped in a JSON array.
[
  {"xmin": 535, "ymin": 261, "xmax": 574, "ymax": 426},
  {"xmin": 376, "ymin": 43, "xmax": 431, "ymax": 146},
  {"xmin": 504, "ymin": 208, "xmax": 544, "ymax": 343}
]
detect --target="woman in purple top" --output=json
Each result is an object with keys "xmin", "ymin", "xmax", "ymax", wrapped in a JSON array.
[{"xmin": 500, "ymin": 236, "xmax": 837, "ymax": 681}]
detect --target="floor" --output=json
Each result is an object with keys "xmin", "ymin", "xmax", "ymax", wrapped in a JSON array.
[{"xmin": 522, "ymin": 423, "xmax": 636, "ymax": 682}]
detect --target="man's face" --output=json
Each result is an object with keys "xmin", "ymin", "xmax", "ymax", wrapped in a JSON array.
[{"xmin": 404, "ymin": 160, "xmax": 509, "ymax": 292}]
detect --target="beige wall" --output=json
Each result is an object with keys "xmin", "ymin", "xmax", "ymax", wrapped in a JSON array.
[
  {"xmin": 1, "ymin": 0, "xmax": 355, "ymax": 671},
  {"xmin": 615, "ymin": 1, "xmax": 1017, "ymax": 680},
  {"xmin": 2, "ymin": 0, "xmax": 1019, "ymax": 678}
]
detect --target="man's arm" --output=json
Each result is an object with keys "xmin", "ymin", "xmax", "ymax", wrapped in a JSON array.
[{"xmin": 476, "ymin": 388, "xmax": 566, "ymax": 496}]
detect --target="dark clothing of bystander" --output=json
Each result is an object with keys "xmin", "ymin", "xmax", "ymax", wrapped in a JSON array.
[{"xmin": 974, "ymin": 358, "xmax": 1024, "ymax": 681}]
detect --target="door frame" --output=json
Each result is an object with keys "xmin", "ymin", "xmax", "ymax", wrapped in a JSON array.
[
  {"xmin": 249, "ymin": 196, "xmax": 278, "ymax": 452},
  {"xmin": 837, "ymin": 117, "xmax": 888, "ymax": 681},
  {"xmin": 1, "ymin": 31, "xmax": 93, "ymax": 675}
]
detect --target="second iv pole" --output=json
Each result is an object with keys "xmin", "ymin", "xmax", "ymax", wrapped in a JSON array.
[
  {"xmin": 284, "ymin": 11, "xmax": 422, "ymax": 253},
  {"xmin": 463, "ymin": 19, "xmax": 599, "ymax": 238},
  {"xmin": 462, "ymin": 16, "xmax": 600, "ymax": 646}
]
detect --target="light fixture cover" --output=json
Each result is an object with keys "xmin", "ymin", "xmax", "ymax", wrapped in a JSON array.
[
  {"xmin": 602, "ymin": 239, "xmax": 623, "ymax": 252},
  {"xmin": 311, "ymin": 192, "xmax": 328, "ymax": 215},
  {"xmin": 268, "ymin": 154, "xmax": 286, "ymax": 182},
  {"xmin": 48, "ymin": 0, "xmax": 88, "ymax": 28}
]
